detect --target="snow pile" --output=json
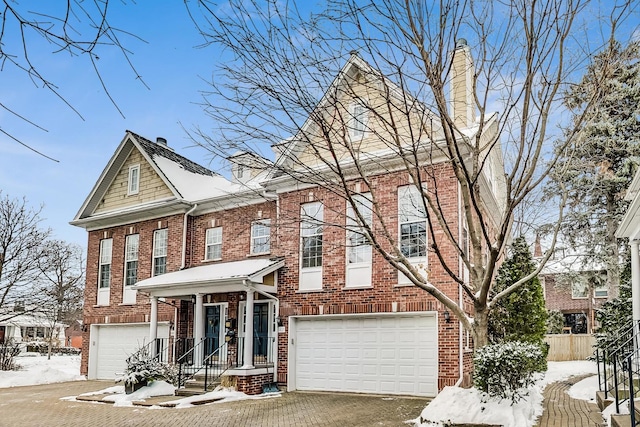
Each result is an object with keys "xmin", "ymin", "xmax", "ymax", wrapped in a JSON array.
[
  {"xmin": 0, "ymin": 354, "xmax": 85, "ymax": 387},
  {"xmin": 414, "ymin": 361, "xmax": 598, "ymax": 427},
  {"xmin": 99, "ymin": 381, "xmax": 176, "ymax": 406}
]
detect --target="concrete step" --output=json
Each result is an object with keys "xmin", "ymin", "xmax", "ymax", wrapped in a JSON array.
[
  {"xmin": 611, "ymin": 414, "xmax": 631, "ymax": 427},
  {"xmin": 597, "ymin": 391, "xmax": 614, "ymax": 411}
]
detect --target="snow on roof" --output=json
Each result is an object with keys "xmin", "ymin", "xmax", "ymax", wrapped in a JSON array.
[
  {"xmin": 133, "ymin": 258, "xmax": 284, "ymax": 290},
  {"xmin": 151, "ymin": 155, "xmax": 244, "ymax": 201},
  {"xmin": 539, "ymin": 252, "xmax": 604, "ymax": 275}
]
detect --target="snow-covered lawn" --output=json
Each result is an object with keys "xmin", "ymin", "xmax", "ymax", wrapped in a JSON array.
[
  {"xmin": 0, "ymin": 354, "xmax": 606, "ymax": 422},
  {"xmin": 0, "ymin": 352, "xmax": 85, "ymax": 387},
  {"xmin": 414, "ymin": 360, "xmax": 599, "ymax": 427}
]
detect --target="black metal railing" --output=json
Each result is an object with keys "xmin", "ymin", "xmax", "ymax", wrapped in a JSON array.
[
  {"xmin": 125, "ymin": 337, "xmax": 172, "ymax": 365},
  {"xmin": 236, "ymin": 336, "xmax": 276, "ymax": 366},
  {"xmin": 176, "ymin": 337, "xmax": 231, "ymax": 390},
  {"xmin": 596, "ymin": 320, "xmax": 640, "ymax": 426}
]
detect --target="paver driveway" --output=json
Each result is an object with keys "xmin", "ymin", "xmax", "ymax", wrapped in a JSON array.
[{"xmin": 0, "ymin": 380, "xmax": 429, "ymax": 427}]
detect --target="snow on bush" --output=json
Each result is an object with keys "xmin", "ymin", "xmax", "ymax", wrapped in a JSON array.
[{"xmin": 473, "ymin": 341, "xmax": 546, "ymax": 403}]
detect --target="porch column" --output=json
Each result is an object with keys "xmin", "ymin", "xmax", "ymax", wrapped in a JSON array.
[
  {"xmin": 150, "ymin": 296, "xmax": 158, "ymax": 357},
  {"xmin": 194, "ymin": 294, "xmax": 204, "ymax": 364},
  {"xmin": 242, "ymin": 289, "xmax": 255, "ymax": 369},
  {"xmin": 632, "ymin": 241, "xmax": 640, "ymax": 323}
]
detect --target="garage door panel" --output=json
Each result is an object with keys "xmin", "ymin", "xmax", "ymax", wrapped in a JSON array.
[
  {"xmin": 93, "ymin": 324, "xmax": 169, "ymax": 380},
  {"xmin": 294, "ymin": 314, "xmax": 437, "ymax": 397}
]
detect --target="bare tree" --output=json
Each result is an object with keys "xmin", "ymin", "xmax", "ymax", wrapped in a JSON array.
[
  {"xmin": 0, "ymin": 191, "xmax": 51, "ymax": 320},
  {"xmin": 186, "ymin": 0, "xmax": 637, "ymax": 346},
  {"xmin": 37, "ymin": 240, "xmax": 84, "ymax": 358},
  {"xmin": 1, "ymin": 0, "xmax": 145, "ymax": 160}
]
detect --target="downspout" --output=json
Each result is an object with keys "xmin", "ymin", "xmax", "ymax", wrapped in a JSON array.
[
  {"xmin": 455, "ymin": 184, "xmax": 464, "ymax": 387},
  {"xmin": 181, "ymin": 203, "xmax": 197, "ymax": 270}
]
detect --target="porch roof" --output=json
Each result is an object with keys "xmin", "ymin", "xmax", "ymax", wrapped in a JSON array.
[{"xmin": 132, "ymin": 257, "xmax": 284, "ymax": 297}]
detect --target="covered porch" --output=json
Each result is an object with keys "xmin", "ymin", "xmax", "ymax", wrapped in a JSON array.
[{"xmin": 132, "ymin": 257, "xmax": 284, "ymax": 395}]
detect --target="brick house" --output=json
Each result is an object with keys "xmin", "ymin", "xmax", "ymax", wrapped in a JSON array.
[
  {"xmin": 71, "ymin": 49, "xmax": 505, "ymax": 396},
  {"xmin": 539, "ymin": 249, "xmax": 610, "ymax": 334}
]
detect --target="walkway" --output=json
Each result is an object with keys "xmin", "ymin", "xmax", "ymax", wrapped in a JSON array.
[{"xmin": 535, "ymin": 374, "xmax": 605, "ymax": 427}]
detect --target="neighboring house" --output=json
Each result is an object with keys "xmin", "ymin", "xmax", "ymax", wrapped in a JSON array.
[
  {"xmin": 0, "ymin": 311, "xmax": 67, "ymax": 347},
  {"xmin": 71, "ymin": 49, "xmax": 504, "ymax": 396},
  {"xmin": 539, "ymin": 251, "xmax": 610, "ymax": 334},
  {"xmin": 65, "ymin": 320, "xmax": 83, "ymax": 349}
]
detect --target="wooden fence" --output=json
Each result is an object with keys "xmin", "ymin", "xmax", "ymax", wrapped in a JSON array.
[{"xmin": 544, "ymin": 334, "xmax": 595, "ymax": 361}]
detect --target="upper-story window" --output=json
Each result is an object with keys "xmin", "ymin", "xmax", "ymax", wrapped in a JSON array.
[
  {"xmin": 205, "ymin": 227, "xmax": 223, "ymax": 260},
  {"xmin": 571, "ymin": 279, "xmax": 589, "ymax": 299},
  {"xmin": 128, "ymin": 164, "xmax": 140, "ymax": 195},
  {"xmin": 398, "ymin": 185, "xmax": 427, "ymax": 259},
  {"xmin": 347, "ymin": 194, "xmax": 372, "ymax": 264},
  {"xmin": 124, "ymin": 234, "xmax": 139, "ymax": 286},
  {"xmin": 301, "ymin": 202, "xmax": 323, "ymax": 268},
  {"xmin": 99, "ymin": 238, "xmax": 113, "ymax": 288},
  {"xmin": 251, "ymin": 220, "xmax": 271, "ymax": 254},
  {"xmin": 153, "ymin": 229, "xmax": 168, "ymax": 276},
  {"xmin": 346, "ymin": 193, "xmax": 373, "ymax": 288},
  {"xmin": 349, "ymin": 101, "xmax": 367, "ymax": 140}
]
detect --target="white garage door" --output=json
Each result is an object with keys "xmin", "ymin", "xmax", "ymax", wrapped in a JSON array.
[
  {"xmin": 293, "ymin": 314, "xmax": 438, "ymax": 397},
  {"xmin": 91, "ymin": 323, "xmax": 169, "ymax": 380}
]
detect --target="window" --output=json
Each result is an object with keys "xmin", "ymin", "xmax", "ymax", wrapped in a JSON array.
[
  {"xmin": 594, "ymin": 282, "xmax": 608, "ymax": 298},
  {"xmin": 398, "ymin": 185, "xmax": 427, "ymax": 259},
  {"xmin": 124, "ymin": 234, "xmax": 139, "ymax": 286},
  {"xmin": 571, "ymin": 279, "xmax": 589, "ymax": 299},
  {"xmin": 128, "ymin": 164, "xmax": 140, "ymax": 195},
  {"xmin": 205, "ymin": 227, "xmax": 223, "ymax": 260},
  {"xmin": 153, "ymin": 229, "xmax": 168, "ymax": 276},
  {"xmin": 349, "ymin": 101, "xmax": 367, "ymax": 139},
  {"xmin": 99, "ymin": 238, "xmax": 112, "ymax": 288},
  {"xmin": 346, "ymin": 194, "xmax": 373, "ymax": 287},
  {"xmin": 301, "ymin": 202, "xmax": 323, "ymax": 268},
  {"xmin": 251, "ymin": 220, "xmax": 271, "ymax": 254},
  {"xmin": 347, "ymin": 194, "xmax": 372, "ymax": 264}
]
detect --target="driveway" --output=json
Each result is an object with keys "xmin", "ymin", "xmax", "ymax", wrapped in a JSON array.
[{"xmin": 0, "ymin": 381, "xmax": 429, "ymax": 427}]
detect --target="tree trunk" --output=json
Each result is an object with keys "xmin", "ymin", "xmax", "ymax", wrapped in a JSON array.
[{"xmin": 473, "ymin": 306, "xmax": 490, "ymax": 348}]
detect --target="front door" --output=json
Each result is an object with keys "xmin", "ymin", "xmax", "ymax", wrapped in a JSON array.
[
  {"xmin": 205, "ymin": 305, "xmax": 221, "ymax": 359},
  {"xmin": 253, "ymin": 303, "xmax": 269, "ymax": 362}
]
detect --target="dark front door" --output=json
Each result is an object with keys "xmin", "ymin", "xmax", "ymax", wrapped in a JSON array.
[
  {"xmin": 253, "ymin": 303, "xmax": 269, "ymax": 362},
  {"xmin": 205, "ymin": 305, "xmax": 221, "ymax": 359}
]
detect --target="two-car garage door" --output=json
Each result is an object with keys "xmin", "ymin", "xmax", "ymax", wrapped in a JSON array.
[
  {"xmin": 291, "ymin": 313, "xmax": 438, "ymax": 397},
  {"xmin": 89, "ymin": 323, "xmax": 169, "ymax": 380}
]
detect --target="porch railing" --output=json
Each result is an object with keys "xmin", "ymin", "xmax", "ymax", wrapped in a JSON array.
[
  {"xmin": 125, "ymin": 337, "xmax": 172, "ymax": 365},
  {"xmin": 236, "ymin": 336, "xmax": 276, "ymax": 366},
  {"xmin": 176, "ymin": 337, "xmax": 231, "ymax": 389},
  {"xmin": 596, "ymin": 320, "xmax": 640, "ymax": 426}
]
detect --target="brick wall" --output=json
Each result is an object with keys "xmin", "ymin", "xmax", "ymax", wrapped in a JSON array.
[
  {"xmin": 81, "ymin": 214, "xmax": 184, "ymax": 375},
  {"xmin": 235, "ymin": 373, "xmax": 275, "ymax": 395}
]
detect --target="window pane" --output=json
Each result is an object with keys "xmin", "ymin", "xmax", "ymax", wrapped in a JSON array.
[
  {"xmin": 154, "ymin": 257, "xmax": 166, "ymax": 276},
  {"xmin": 205, "ymin": 227, "xmax": 223, "ymax": 260},
  {"xmin": 301, "ymin": 203, "xmax": 323, "ymax": 268},
  {"xmin": 252, "ymin": 220, "xmax": 271, "ymax": 254},
  {"xmin": 153, "ymin": 229, "xmax": 168, "ymax": 275},
  {"xmin": 400, "ymin": 222, "xmax": 426, "ymax": 258},
  {"xmin": 302, "ymin": 236, "xmax": 323, "ymax": 268}
]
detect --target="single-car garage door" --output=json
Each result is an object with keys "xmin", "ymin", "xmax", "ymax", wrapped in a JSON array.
[
  {"xmin": 90, "ymin": 323, "xmax": 169, "ymax": 380},
  {"xmin": 292, "ymin": 314, "xmax": 438, "ymax": 397}
]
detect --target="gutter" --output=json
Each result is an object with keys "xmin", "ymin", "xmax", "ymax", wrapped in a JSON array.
[{"xmin": 181, "ymin": 203, "xmax": 198, "ymax": 269}]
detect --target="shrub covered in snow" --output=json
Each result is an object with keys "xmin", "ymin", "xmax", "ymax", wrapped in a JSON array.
[
  {"xmin": 0, "ymin": 339, "xmax": 21, "ymax": 371},
  {"xmin": 473, "ymin": 341, "xmax": 546, "ymax": 402},
  {"xmin": 116, "ymin": 348, "xmax": 178, "ymax": 389}
]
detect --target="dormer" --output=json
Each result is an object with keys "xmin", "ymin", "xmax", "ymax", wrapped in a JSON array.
[{"xmin": 228, "ymin": 151, "xmax": 272, "ymax": 184}]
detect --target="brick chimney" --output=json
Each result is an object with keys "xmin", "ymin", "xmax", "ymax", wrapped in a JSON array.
[{"xmin": 450, "ymin": 39, "xmax": 475, "ymax": 128}]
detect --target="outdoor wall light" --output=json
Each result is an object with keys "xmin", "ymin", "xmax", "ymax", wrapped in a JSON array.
[{"xmin": 444, "ymin": 310, "xmax": 451, "ymax": 323}]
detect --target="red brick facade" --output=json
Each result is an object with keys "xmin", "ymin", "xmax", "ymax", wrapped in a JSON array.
[{"xmin": 79, "ymin": 147, "xmax": 477, "ymax": 396}]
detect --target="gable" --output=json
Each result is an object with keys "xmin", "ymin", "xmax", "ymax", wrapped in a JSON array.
[
  {"xmin": 93, "ymin": 147, "xmax": 173, "ymax": 215},
  {"xmin": 285, "ymin": 59, "xmax": 441, "ymax": 172}
]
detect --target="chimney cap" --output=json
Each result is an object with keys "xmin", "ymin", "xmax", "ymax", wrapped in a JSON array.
[
  {"xmin": 456, "ymin": 38, "xmax": 468, "ymax": 48},
  {"xmin": 156, "ymin": 137, "xmax": 167, "ymax": 146}
]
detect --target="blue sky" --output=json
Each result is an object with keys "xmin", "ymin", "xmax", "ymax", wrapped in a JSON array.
[{"xmin": 0, "ymin": 2, "xmax": 226, "ymax": 247}]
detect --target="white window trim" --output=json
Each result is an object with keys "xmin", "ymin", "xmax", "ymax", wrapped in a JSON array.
[
  {"xmin": 250, "ymin": 219, "xmax": 271, "ymax": 255},
  {"xmin": 299, "ymin": 202, "xmax": 323, "ymax": 291},
  {"xmin": 205, "ymin": 227, "xmax": 223, "ymax": 261},
  {"xmin": 152, "ymin": 229, "xmax": 168, "ymax": 276},
  {"xmin": 127, "ymin": 164, "xmax": 140, "ymax": 196},
  {"xmin": 345, "ymin": 194, "xmax": 373, "ymax": 288},
  {"xmin": 97, "ymin": 238, "xmax": 112, "ymax": 306},
  {"xmin": 349, "ymin": 100, "xmax": 368, "ymax": 140},
  {"xmin": 397, "ymin": 185, "xmax": 428, "ymax": 285}
]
